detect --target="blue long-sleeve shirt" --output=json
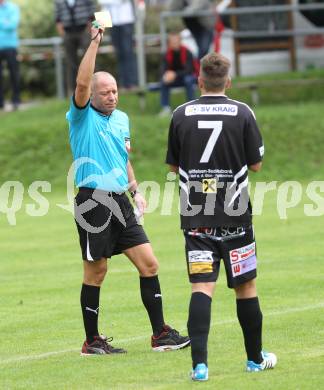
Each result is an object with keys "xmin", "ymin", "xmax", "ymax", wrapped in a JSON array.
[{"xmin": 0, "ymin": 1, "xmax": 20, "ymax": 50}]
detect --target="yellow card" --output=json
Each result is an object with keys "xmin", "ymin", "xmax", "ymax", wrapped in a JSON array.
[{"xmin": 94, "ymin": 11, "xmax": 113, "ymax": 28}]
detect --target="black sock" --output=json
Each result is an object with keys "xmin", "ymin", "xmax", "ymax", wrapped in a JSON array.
[
  {"xmin": 187, "ymin": 292, "xmax": 212, "ymax": 368},
  {"xmin": 236, "ymin": 297, "xmax": 263, "ymax": 363},
  {"xmin": 140, "ymin": 276, "xmax": 165, "ymax": 336},
  {"xmin": 80, "ymin": 283, "xmax": 100, "ymax": 344}
]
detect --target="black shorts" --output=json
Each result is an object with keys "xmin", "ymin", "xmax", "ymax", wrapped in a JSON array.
[
  {"xmin": 74, "ymin": 187, "xmax": 149, "ymax": 261},
  {"xmin": 184, "ymin": 226, "xmax": 257, "ymax": 288}
]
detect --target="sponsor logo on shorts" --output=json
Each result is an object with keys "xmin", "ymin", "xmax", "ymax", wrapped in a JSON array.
[
  {"xmin": 221, "ymin": 226, "xmax": 245, "ymax": 238},
  {"xmin": 188, "ymin": 250, "xmax": 213, "ymax": 274},
  {"xmin": 229, "ymin": 243, "xmax": 256, "ymax": 277},
  {"xmin": 188, "ymin": 250, "xmax": 213, "ymax": 263},
  {"xmin": 231, "ymin": 257, "xmax": 256, "ymax": 277},
  {"xmin": 185, "ymin": 104, "xmax": 238, "ymax": 116},
  {"xmin": 230, "ymin": 243, "xmax": 255, "ymax": 264}
]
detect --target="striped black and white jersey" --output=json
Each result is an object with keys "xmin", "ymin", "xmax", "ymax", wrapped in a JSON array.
[{"xmin": 166, "ymin": 95, "xmax": 264, "ymax": 229}]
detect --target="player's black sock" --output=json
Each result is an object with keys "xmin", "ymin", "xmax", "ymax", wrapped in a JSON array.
[
  {"xmin": 140, "ymin": 275, "xmax": 165, "ymax": 336},
  {"xmin": 80, "ymin": 283, "xmax": 100, "ymax": 344},
  {"xmin": 187, "ymin": 292, "xmax": 212, "ymax": 368},
  {"xmin": 236, "ymin": 297, "xmax": 263, "ymax": 364}
]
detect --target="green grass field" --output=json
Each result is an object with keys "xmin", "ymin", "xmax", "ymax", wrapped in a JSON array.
[
  {"xmin": 1, "ymin": 190, "xmax": 324, "ymax": 389},
  {"xmin": 1, "ymin": 82, "xmax": 324, "ymax": 388}
]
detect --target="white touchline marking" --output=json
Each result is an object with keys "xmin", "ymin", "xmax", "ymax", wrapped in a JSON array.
[
  {"xmin": 1, "ymin": 302, "xmax": 324, "ymax": 366},
  {"xmin": 0, "ymin": 349, "xmax": 80, "ymax": 364}
]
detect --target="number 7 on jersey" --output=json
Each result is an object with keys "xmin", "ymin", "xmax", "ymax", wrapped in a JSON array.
[{"xmin": 198, "ymin": 121, "xmax": 223, "ymax": 163}]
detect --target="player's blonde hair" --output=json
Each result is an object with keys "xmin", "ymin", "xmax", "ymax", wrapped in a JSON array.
[{"xmin": 200, "ymin": 52, "xmax": 231, "ymax": 92}]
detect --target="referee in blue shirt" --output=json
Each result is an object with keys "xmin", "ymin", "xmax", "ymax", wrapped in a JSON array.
[{"xmin": 67, "ymin": 22, "xmax": 190, "ymax": 355}]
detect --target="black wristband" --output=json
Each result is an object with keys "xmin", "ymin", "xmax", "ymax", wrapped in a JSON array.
[{"xmin": 129, "ymin": 190, "xmax": 137, "ymax": 198}]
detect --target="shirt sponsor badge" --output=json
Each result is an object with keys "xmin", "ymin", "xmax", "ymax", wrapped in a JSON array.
[
  {"xmin": 202, "ymin": 178, "xmax": 217, "ymax": 193},
  {"xmin": 185, "ymin": 104, "xmax": 238, "ymax": 116}
]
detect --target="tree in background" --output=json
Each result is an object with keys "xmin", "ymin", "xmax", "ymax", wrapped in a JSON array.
[{"xmin": 15, "ymin": 0, "xmax": 58, "ymax": 38}]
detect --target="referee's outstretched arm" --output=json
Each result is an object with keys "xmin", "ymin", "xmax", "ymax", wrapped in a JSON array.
[{"xmin": 75, "ymin": 23, "xmax": 105, "ymax": 108}]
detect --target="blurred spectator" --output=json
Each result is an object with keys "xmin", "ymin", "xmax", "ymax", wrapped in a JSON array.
[
  {"xmin": 0, "ymin": 0, "xmax": 20, "ymax": 111},
  {"xmin": 159, "ymin": 32, "xmax": 196, "ymax": 117},
  {"xmin": 99, "ymin": 0, "xmax": 138, "ymax": 90},
  {"xmin": 54, "ymin": 0, "xmax": 95, "ymax": 94},
  {"xmin": 168, "ymin": 0, "xmax": 215, "ymax": 59}
]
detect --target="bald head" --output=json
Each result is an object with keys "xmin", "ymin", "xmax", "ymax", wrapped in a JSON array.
[
  {"xmin": 91, "ymin": 71, "xmax": 117, "ymax": 93},
  {"xmin": 91, "ymin": 71, "xmax": 118, "ymax": 115}
]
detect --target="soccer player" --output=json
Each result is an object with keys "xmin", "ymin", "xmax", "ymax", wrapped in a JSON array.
[
  {"xmin": 166, "ymin": 52, "xmax": 277, "ymax": 381},
  {"xmin": 67, "ymin": 22, "xmax": 190, "ymax": 355}
]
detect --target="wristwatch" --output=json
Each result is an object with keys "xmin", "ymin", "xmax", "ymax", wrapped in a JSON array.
[{"xmin": 129, "ymin": 189, "xmax": 138, "ymax": 198}]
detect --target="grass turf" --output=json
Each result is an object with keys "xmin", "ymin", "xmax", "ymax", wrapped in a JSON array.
[
  {"xmin": 1, "ymin": 79, "xmax": 324, "ymax": 388},
  {"xmin": 0, "ymin": 189, "xmax": 324, "ymax": 389}
]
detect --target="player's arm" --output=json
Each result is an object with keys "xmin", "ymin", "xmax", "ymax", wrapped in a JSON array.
[
  {"xmin": 166, "ymin": 118, "xmax": 180, "ymax": 171},
  {"xmin": 74, "ymin": 24, "xmax": 105, "ymax": 107},
  {"xmin": 244, "ymin": 109, "xmax": 264, "ymax": 173},
  {"xmin": 127, "ymin": 161, "xmax": 147, "ymax": 216},
  {"xmin": 249, "ymin": 162, "xmax": 262, "ymax": 172}
]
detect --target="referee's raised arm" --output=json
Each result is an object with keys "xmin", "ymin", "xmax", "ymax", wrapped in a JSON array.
[{"xmin": 74, "ymin": 23, "xmax": 105, "ymax": 108}]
